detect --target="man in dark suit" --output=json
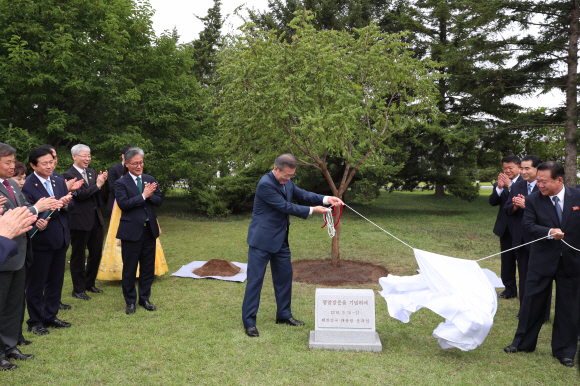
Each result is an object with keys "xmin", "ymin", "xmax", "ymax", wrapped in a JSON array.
[
  {"xmin": 63, "ymin": 144, "xmax": 108, "ymax": 300},
  {"xmin": 242, "ymin": 154, "xmax": 343, "ymax": 337},
  {"xmin": 489, "ymin": 155, "xmax": 521, "ymax": 299},
  {"xmin": 22, "ymin": 146, "xmax": 74, "ymax": 336},
  {"xmin": 107, "ymin": 146, "xmax": 131, "ymax": 212},
  {"xmin": 0, "ymin": 143, "xmax": 60, "ymax": 371},
  {"xmin": 115, "ymin": 147, "xmax": 162, "ymax": 315},
  {"xmin": 504, "ymin": 161, "xmax": 580, "ymax": 367},
  {"xmin": 504, "ymin": 155, "xmax": 551, "ymax": 321}
]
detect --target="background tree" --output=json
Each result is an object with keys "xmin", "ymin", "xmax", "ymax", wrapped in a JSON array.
[{"xmin": 219, "ymin": 11, "xmax": 441, "ymax": 266}]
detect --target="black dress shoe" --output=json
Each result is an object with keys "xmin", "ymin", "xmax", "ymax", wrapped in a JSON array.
[
  {"xmin": 28, "ymin": 325, "xmax": 50, "ymax": 335},
  {"xmin": 59, "ymin": 302, "xmax": 71, "ymax": 310},
  {"xmin": 7, "ymin": 348, "xmax": 34, "ymax": 361},
  {"xmin": 126, "ymin": 304, "xmax": 136, "ymax": 315},
  {"xmin": 17, "ymin": 339, "xmax": 32, "ymax": 346},
  {"xmin": 87, "ymin": 286, "xmax": 103, "ymax": 294},
  {"xmin": 498, "ymin": 291, "xmax": 517, "ymax": 299},
  {"xmin": 44, "ymin": 318, "xmax": 71, "ymax": 328},
  {"xmin": 275, "ymin": 317, "xmax": 305, "ymax": 326},
  {"xmin": 504, "ymin": 345, "xmax": 533, "ymax": 353},
  {"xmin": 138, "ymin": 300, "xmax": 156, "ymax": 311},
  {"xmin": 0, "ymin": 358, "xmax": 17, "ymax": 371},
  {"xmin": 71, "ymin": 291, "xmax": 91, "ymax": 300},
  {"xmin": 245, "ymin": 326, "xmax": 259, "ymax": 337},
  {"xmin": 557, "ymin": 357, "xmax": 574, "ymax": 367}
]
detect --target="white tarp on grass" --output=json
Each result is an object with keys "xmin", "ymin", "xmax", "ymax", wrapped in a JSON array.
[
  {"xmin": 378, "ymin": 249, "xmax": 501, "ymax": 351},
  {"xmin": 171, "ymin": 261, "xmax": 247, "ymax": 283}
]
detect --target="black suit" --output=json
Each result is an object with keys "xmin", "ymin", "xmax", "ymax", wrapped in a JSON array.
[
  {"xmin": 489, "ymin": 176, "xmax": 521, "ymax": 296},
  {"xmin": 63, "ymin": 166, "xmax": 104, "ymax": 293},
  {"xmin": 0, "ymin": 178, "xmax": 36, "ymax": 360},
  {"xmin": 115, "ymin": 173, "xmax": 162, "ymax": 305},
  {"xmin": 511, "ymin": 187, "xmax": 580, "ymax": 358},
  {"xmin": 22, "ymin": 174, "xmax": 70, "ymax": 328},
  {"xmin": 107, "ymin": 162, "xmax": 124, "ymax": 212}
]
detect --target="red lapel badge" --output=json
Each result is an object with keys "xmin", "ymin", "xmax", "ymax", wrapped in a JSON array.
[{"xmin": 573, "ymin": 206, "xmax": 579, "ymax": 211}]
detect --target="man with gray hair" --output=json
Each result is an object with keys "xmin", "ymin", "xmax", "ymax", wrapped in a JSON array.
[
  {"xmin": 242, "ymin": 154, "xmax": 343, "ymax": 337},
  {"xmin": 63, "ymin": 144, "xmax": 108, "ymax": 301}
]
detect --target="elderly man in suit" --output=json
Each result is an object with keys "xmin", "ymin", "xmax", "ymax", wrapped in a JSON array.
[
  {"xmin": 242, "ymin": 154, "xmax": 343, "ymax": 338},
  {"xmin": 107, "ymin": 146, "xmax": 131, "ymax": 212},
  {"xmin": 0, "ymin": 143, "xmax": 60, "ymax": 371},
  {"xmin": 504, "ymin": 161, "xmax": 580, "ymax": 367},
  {"xmin": 22, "ymin": 146, "xmax": 74, "ymax": 336},
  {"xmin": 489, "ymin": 155, "xmax": 521, "ymax": 300},
  {"xmin": 63, "ymin": 144, "xmax": 108, "ymax": 300},
  {"xmin": 114, "ymin": 147, "xmax": 162, "ymax": 315}
]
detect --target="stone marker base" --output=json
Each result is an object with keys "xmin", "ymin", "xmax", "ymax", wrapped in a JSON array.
[{"xmin": 309, "ymin": 331, "xmax": 382, "ymax": 352}]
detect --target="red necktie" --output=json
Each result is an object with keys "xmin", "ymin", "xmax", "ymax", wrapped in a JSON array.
[{"xmin": 2, "ymin": 180, "xmax": 16, "ymax": 203}]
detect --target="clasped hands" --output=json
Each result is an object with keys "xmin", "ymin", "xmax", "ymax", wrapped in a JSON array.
[
  {"xmin": 497, "ymin": 173, "xmax": 512, "ymax": 189},
  {"xmin": 0, "ymin": 206, "xmax": 38, "ymax": 239},
  {"xmin": 143, "ymin": 182, "xmax": 158, "ymax": 199},
  {"xmin": 312, "ymin": 196, "xmax": 344, "ymax": 214},
  {"xmin": 512, "ymin": 194, "xmax": 525, "ymax": 209}
]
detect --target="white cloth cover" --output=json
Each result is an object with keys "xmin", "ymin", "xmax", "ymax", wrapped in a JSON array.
[
  {"xmin": 171, "ymin": 261, "xmax": 247, "ymax": 283},
  {"xmin": 378, "ymin": 249, "xmax": 500, "ymax": 351}
]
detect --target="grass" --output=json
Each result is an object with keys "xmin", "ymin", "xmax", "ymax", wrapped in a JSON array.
[{"xmin": 1, "ymin": 190, "xmax": 577, "ymax": 385}]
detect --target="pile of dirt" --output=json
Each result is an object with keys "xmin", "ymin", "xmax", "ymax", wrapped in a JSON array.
[
  {"xmin": 193, "ymin": 259, "xmax": 241, "ymax": 277},
  {"xmin": 292, "ymin": 260, "xmax": 389, "ymax": 286}
]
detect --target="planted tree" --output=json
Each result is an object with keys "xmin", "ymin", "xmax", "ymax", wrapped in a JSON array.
[{"xmin": 219, "ymin": 11, "xmax": 441, "ymax": 266}]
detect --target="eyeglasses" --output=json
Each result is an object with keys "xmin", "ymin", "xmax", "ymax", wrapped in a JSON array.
[
  {"xmin": 282, "ymin": 173, "xmax": 295, "ymax": 179},
  {"xmin": 127, "ymin": 162, "xmax": 144, "ymax": 167},
  {"xmin": 75, "ymin": 154, "xmax": 91, "ymax": 159}
]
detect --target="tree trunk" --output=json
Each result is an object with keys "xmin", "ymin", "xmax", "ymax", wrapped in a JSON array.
[
  {"xmin": 564, "ymin": 0, "xmax": 579, "ymax": 186},
  {"xmin": 331, "ymin": 221, "xmax": 341, "ymax": 267},
  {"xmin": 435, "ymin": 183, "xmax": 445, "ymax": 195}
]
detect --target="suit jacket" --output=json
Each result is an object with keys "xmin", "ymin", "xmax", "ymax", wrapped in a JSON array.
[
  {"xmin": 115, "ymin": 173, "xmax": 162, "ymax": 241},
  {"xmin": 489, "ymin": 175, "xmax": 521, "ymax": 237},
  {"xmin": 0, "ymin": 178, "xmax": 36, "ymax": 271},
  {"xmin": 247, "ymin": 171, "xmax": 325, "ymax": 254},
  {"xmin": 505, "ymin": 179, "xmax": 539, "ymax": 248},
  {"xmin": 63, "ymin": 166, "xmax": 104, "ymax": 231},
  {"xmin": 0, "ymin": 236, "xmax": 18, "ymax": 268},
  {"xmin": 523, "ymin": 186, "xmax": 580, "ymax": 277},
  {"xmin": 107, "ymin": 162, "xmax": 124, "ymax": 211},
  {"xmin": 22, "ymin": 174, "xmax": 70, "ymax": 251}
]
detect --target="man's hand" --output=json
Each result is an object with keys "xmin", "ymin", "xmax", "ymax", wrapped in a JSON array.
[
  {"xmin": 327, "ymin": 197, "xmax": 344, "ymax": 206},
  {"xmin": 0, "ymin": 196, "xmax": 6, "ymax": 207},
  {"xmin": 59, "ymin": 193, "xmax": 73, "ymax": 207},
  {"xmin": 550, "ymin": 228, "xmax": 564, "ymax": 240},
  {"xmin": 66, "ymin": 178, "xmax": 85, "ymax": 192},
  {"xmin": 96, "ymin": 171, "xmax": 108, "ymax": 188},
  {"xmin": 36, "ymin": 218, "xmax": 50, "ymax": 230},
  {"xmin": 513, "ymin": 194, "xmax": 526, "ymax": 209},
  {"xmin": 0, "ymin": 206, "xmax": 37, "ymax": 239},
  {"xmin": 35, "ymin": 197, "xmax": 62, "ymax": 212},
  {"xmin": 497, "ymin": 173, "xmax": 511, "ymax": 189},
  {"xmin": 312, "ymin": 206, "xmax": 331, "ymax": 214},
  {"xmin": 143, "ymin": 182, "xmax": 157, "ymax": 199}
]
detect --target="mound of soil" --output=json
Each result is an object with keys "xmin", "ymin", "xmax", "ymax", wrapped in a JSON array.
[
  {"xmin": 292, "ymin": 260, "xmax": 389, "ymax": 286},
  {"xmin": 193, "ymin": 259, "xmax": 241, "ymax": 277}
]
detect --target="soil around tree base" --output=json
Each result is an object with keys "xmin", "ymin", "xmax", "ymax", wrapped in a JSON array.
[{"xmin": 292, "ymin": 260, "xmax": 389, "ymax": 286}]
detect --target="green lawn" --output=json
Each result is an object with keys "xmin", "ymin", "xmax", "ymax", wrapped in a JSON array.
[{"xmin": 1, "ymin": 190, "xmax": 577, "ymax": 385}]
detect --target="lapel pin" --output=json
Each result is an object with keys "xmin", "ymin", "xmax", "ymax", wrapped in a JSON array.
[
  {"xmin": 35, "ymin": 184, "xmax": 38, "ymax": 186},
  {"xmin": 573, "ymin": 206, "xmax": 579, "ymax": 211}
]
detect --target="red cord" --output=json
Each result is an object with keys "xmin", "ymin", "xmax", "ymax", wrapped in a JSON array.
[{"xmin": 321, "ymin": 204, "xmax": 344, "ymax": 228}]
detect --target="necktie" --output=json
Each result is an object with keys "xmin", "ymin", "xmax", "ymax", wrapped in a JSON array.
[
  {"xmin": 44, "ymin": 180, "xmax": 54, "ymax": 197},
  {"xmin": 552, "ymin": 196, "xmax": 562, "ymax": 225},
  {"xmin": 82, "ymin": 170, "xmax": 88, "ymax": 184},
  {"xmin": 528, "ymin": 183, "xmax": 532, "ymax": 195},
  {"xmin": 2, "ymin": 180, "xmax": 16, "ymax": 203},
  {"xmin": 136, "ymin": 176, "xmax": 143, "ymax": 193}
]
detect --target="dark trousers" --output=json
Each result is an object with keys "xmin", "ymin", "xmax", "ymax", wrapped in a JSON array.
[
  {"xmin": 0, "ymin": 266, "xmax": 26, "ymax": 358},
  {"xmin": 514, "ymin": 247, "xmax": 552, "ymax": 320},
  {"xmin": 26, "ymin": 245, "xmax": 67, "ymax": 327},
  {"xmin": 500, "ymin": 233, "xmax": 517, "ymax": 296},
  {"xmin": 242, "ymin": 242, "xmax": 293, "ymax": 328},
  {"xmin": 512, "ymin": 258, "xmax": 580, "ymax": 358},
  {"xmin": 69, "ymin": 221, "xmax": 104, "ymax": 293},
  {"xmin": 121, "ymin": 224, "xmax": 156, "ymax": 305},
  {"xmin": 18, "ymin": 264, "xmax": 28, "ymax": 344}
]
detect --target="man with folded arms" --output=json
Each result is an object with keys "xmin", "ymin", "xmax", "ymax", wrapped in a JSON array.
[
  {"xmin": 22, "ymin": 146, "xmax": 74, "ymax": 336},
  {"xmin": 504, "ymin": 161, "xmax": 580, "ymax": 367}
]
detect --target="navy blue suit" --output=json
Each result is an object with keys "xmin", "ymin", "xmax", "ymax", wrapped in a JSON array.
[
  {"xmin": 511, "ymin": 187, "xmax": 580, "ymax": 359},
  {"xmin": 22, "ymin": 173, "xmax": 70, "ymax": 327},
  {"xmin": 115, "ymin": 173, "xmax": 162, "ymax": 304},
  {"xmin": 489, "ymin": 176, "xmax": 521, "ymax": 297},
  {"xmin": 0, "ymin": 236, "xmax": 18, "ymax": 268},
  {"xmin": 242, "ymin": 171, "xmax": 324, "ymax": 327}
]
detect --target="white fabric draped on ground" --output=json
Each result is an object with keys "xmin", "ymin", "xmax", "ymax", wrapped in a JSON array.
[{"xmin": 378, "ymin": 249, "xmax": 500, "ymax": 351}]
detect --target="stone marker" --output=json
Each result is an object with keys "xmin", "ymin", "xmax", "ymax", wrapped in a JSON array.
[{"xmin": 309, "ymin": 288, "xmax": 382, "ymax": 352}]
